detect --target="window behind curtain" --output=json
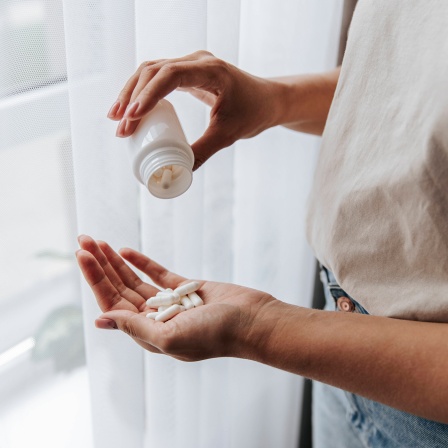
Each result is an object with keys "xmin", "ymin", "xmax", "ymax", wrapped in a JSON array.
[{"xmin": 0, "ymin": 1, "xmax": 92, "ymax": 446}]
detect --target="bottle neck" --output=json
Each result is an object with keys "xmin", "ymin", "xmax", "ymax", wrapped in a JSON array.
[{"xmin": 140, "ymin": 146, "xmax": 193, "ymax": 199}]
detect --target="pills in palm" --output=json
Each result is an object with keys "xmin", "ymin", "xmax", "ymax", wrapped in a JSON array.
[
  {"xmin": 188, "ymin": 291, "xmax": 204, "ymax": 307},
  {"xmin": 181, "ymin": 296, "xmax": 194, "ymax": 310},
  {"xmin": 175, "ymin": 281, "xmax": 200, "ymax": 296},
  {"xmin": 146, "ymin": 281, "xmax": 203, "ymax": 322},
  {"xmin": 146, "ymin": 294, "xmax": 178, "ymax": 307},
  {"xmin": 155, "ymin": 304, "xmax": 185, "ymax": 322}
]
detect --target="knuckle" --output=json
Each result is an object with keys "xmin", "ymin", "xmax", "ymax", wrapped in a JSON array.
[
  {"xmin": 193, "ymin": 50, "xmax": 226, "ymax": 70},
  {"xmin": 141, "ymin": 64, "xmax": 157, "ymax": 76},
  {"xmin": 213, "ymin": 58, "xmax": 231, "ymax": 77},
  {"xmin": 194, "ymin": 49, "xmax": 213, "ymax": 58},
  {"xmin": 160, "ymin": 63, "xmax": 178, "ymax": 76},
  {"xmin": 213, "ymin": 57, "xmax": 227, "ymax": 68},
  {"xmin": 139, "ymin": 60, "xmax": 153, "ymax": 70},
  {"xmin": 202, "ymin": 57, "xmax": 230, "ymax": 84}
]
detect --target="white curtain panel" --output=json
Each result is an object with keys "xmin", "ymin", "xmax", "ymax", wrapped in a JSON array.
[{"xmin": 63, "ymin": 1, "xmax": 343, "ymax": 447}]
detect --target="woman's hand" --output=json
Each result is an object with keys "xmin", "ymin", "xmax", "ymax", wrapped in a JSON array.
[
  {"xmin": 75, "ymin": 235, "xmax": 448, "ymax": 422},
  {"xmin": 76, "ymin": 235, "xmax": 277, "ymax": 361},
  {"xmin": 107, "ymin": 50, "xmax": 284, "ymax": 169}
]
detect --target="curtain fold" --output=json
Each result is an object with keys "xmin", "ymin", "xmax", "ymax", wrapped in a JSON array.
[
  {"xmin": 62, "ymin": 2, "xmax": 144, "ymax": 447},
  {"xmin": 63, "ymin": 1, "xmax": 343, "ymax": 447}
]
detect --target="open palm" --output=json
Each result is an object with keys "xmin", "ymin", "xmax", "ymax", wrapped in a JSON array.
[{"xmin": 76, "ymin": 235, "xmax": 275, "ymax": 361}]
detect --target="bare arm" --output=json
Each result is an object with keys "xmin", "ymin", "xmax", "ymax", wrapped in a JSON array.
[
  {"xmin": 108, "ymin": 51, "xmax": 340, "ymax": 168},
  {"xmin": 77, "ymin": 237, "xmax": 448, "ymax": 425},
  {"xmin": 244, "ymin": 301, "xmax": 448, "ymax": 424},
  {"xmin": 272, "ymin": 68, "xmax": 340, "ymax": 135}
]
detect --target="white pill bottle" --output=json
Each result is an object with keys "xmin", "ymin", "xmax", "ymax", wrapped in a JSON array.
[{"xmin": 127, "ymin": 99, "xmax": 194, "ymax": 199}]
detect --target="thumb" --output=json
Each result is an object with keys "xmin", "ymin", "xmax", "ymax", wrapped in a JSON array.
[
  {"xmin": 191, "ymin": 124, "xmax": 235, "ymax": 171},
  {"xmin": 97, "ymin": 310, "xmax": 162, "ymax": 345}
]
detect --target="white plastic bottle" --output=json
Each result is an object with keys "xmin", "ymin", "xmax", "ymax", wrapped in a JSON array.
[{"xmin": 127, "ymin": 99, "xmax": 194, "ymax": 199}]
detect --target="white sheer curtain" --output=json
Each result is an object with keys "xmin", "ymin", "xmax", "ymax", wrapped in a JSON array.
[{"xmin": 63, "ymin": 1, "xmax": 343, "ymax": 447}]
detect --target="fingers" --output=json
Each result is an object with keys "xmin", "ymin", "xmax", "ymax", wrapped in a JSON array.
[
  {"xmin": 96, "ymin": 240, "xmax": 156, "ymax": 299},
  {"xmin": 117, "ymin": 63, "xmax": 224, "ymax": 138},
  {"xmin": 124, "ymin": 62, "xmax": 217, "ymax": 122},
  {"xmin": 78, "ymin": 235, "xmax": 126, "ymax": 290},
  {"xmin": 95, "ymin": 318, "xmax": 118, "ymax": 329},
  {"xmin": 75, "ymin": 249, "xmax": 136, "ymax": 313},
  {"xmin": 109, "ymin": 51, "xmax": 227, "ymax": 137},
  {"xmin": 107, "ymin": 76, "xmax": 137, "ymax": 121},
  {"xmin": 124, "ymin": 56, "xmax": 189, "ymax": 112},
  {"xmin": 107, "ymin": 59, "xmax": 167, "ymax": 121},
  {"xmin": 78, "ymin": 235, "xmax": 150, "ymax": 311},
  {"xmin": 127, "ymin": 62, "xmax": 164, "ymax": 105},
  {"xmin": 116, "ymin": 117, "xmax": 140, "ymax": 138},
  {"xmin": 119, "ymin": 247, "xmax": 186, "ymax": 290}
]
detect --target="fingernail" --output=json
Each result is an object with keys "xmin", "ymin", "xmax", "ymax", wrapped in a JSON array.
[
  {"xmin": 96, "ymin": 318, "xmax": 118, "ymax": 330},
  {"xmin": 123, "ymin": 118, "xmax": 134, "ymax": 135},
  {"xmin": 116, "ymin": 119, "xmax": 127, "ymax": 137},
  {"xmin": 107, "ymin": 101, "xmax": 121, "ymax": 118},
  {"xmin": 124, "ymin": 101, "xmax": 139, "ymax": 119}
]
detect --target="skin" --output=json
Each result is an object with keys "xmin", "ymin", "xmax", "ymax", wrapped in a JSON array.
[
  {"xmin": 78, "ymin": 51, "xmax": 448, "ymax": 424},
  {"xmin": 107, "ymin": 50, "xmax": 339, "ymax": 168},
  {"xmin": 76, "ymin": 235, "xmax": 448, "ymax": 424}
]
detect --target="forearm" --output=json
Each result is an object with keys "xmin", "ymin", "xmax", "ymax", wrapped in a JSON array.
[
  {"xmin": 242, "ymin": 301, "xmax": 448, "ymax": 423},
  {"xmin": 270, "ymin": 68, "xmax": 340, "ymax": 135}
]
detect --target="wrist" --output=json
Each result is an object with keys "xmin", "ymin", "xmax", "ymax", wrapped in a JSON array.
[
  {"xmin": 267, "ymin": 69, "xmax": 340, "ymax": 134},
  {"xmin": 235, "ymin": 298, "xmax": 296, "ymax": 363},
  {"xmin": 261, "ymin": 79, "xmax": 292, "ymax": 129},
  {"xmin": 268, "ymin": 76, "xmax": 305, "ymax": 128}
]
